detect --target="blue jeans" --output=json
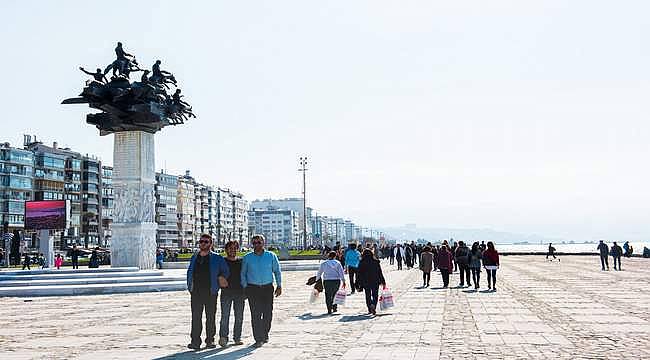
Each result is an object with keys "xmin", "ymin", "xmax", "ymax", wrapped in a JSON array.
[{"xmin": 219, "ymin": 290, "xmax": 245, "ymax": 341}]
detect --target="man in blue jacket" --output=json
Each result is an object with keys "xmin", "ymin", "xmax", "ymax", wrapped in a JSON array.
[
  {"xmin": 186, "ymin": 234, "xmax": 230, "ymax": 350},
  {"xmin": 344, "ymin": 243, "xmax": 361, "ymax": 293}
]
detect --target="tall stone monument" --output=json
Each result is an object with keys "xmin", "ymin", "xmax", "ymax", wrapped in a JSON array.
[{"xmin": 63, "ymin": 42, "xmax": 195, "ymax": 269}]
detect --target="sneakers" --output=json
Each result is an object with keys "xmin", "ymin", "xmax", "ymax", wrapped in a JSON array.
[
  {"xmin": 205, "ymin": 341, "xmax": 216, "ymax": 349},
  {"xmin": 187, "ymin": 343, "xmax": 201, "ymax": 351},
  {"xmin": 233, "ymin": 339, "xmax": 244, "ymax": 346},
  {"xmin": 218, "ymin": 337, "xmax": 228, "ymax": 348},
  {"xmin": 253, "ymin": 342, "xmax": 264, "ymax": 348}
]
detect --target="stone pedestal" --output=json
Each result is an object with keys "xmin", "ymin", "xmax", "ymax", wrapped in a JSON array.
[
  {"xmin": 38, "ymin": 229, "xmax": 54, "ymax": 268},
  {"xmin": 111, "ymin": 131, "xmax": 157, "ymax": 270}
]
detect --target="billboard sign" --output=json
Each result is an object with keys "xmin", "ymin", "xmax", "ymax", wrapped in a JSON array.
[{"xmin": 24, "ymin": 200, "xmax": 67, "ymax": 230}]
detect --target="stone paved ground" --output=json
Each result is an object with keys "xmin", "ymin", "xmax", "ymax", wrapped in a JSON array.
[{"xmin": 0, "ymin": 255, "xmax": 648, "ymax": 360}]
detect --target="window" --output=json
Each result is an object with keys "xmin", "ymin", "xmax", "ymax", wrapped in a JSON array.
[{"xmin": 8, "ymin": 201, "xmax": 24, "ymax": 214}]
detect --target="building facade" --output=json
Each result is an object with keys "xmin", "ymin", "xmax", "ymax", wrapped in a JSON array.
[
  {"xmin": 250, "ymin": 198, "xmax": 312, "ymax": 247},
  {"xmin": 101, "ymin": 166, "xmax": 113, "ymax": 247},
  {"xmin": 155, "ymin": 171, "xmax": 178, "ymax": 248},
  {"xmin": 176, "ymin": 172, "xmax": 195, "ymax": 248},
  {"xmin": 0, "ymin": 142, "xmax": 33, "ymax": 232},
  {"xmin": 248, "ymin": 208, "xmax": 301, "ymax": 248}
]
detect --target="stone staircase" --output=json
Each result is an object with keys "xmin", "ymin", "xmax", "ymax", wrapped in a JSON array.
[{"xmin": 0, "ymin": 267, "xmax": 186, "ymax": 297}]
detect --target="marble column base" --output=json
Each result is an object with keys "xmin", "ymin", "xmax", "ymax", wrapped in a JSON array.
[{"xmin": 110, "ymin": 223, "xmax": 157, "ymax": 270}]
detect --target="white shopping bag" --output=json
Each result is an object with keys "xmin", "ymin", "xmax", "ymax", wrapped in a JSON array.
[{"xmin": 333, "ymin": 288, "xmax": 347, "ymax": 305}]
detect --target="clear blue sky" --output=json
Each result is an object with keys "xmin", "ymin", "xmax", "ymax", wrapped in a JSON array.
[{"xmin": 2, "ymin": 1, "xmax": 649, "ymax": 241}]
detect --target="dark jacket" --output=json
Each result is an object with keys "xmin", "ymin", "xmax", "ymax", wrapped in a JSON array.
[
  {"xmin": 468, "ymin": 248, "xmax": 482, "ymax": 269},
  {"xmin": 455, "ymin": 245, "xmax": 470, "ymax": 265},
  {"xmin": 187, "ymin": 251, "xmax": 230, "ymax": 295},
  {"xmin": 357, "ymin": 256, "xmax": 386, "ymax": 289},
  {"xmin": 437, "ymin": 249, "xmax": 453, "ymax": 270}
]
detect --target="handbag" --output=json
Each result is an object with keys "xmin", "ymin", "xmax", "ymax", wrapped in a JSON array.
[
  {"xmin": 333, "ymin": 288, "xmax": 346, "ymax": 305},
  {"xmin": 379, "ymin": 287, "xmax": 395, "ymax": 310}
]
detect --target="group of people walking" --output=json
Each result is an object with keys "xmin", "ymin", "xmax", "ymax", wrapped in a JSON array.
[
  {"xmin": 416, "ymin": 240, "xmax": 500, "ymax": 290},
  {"xmin": 315, "ymin": 244, "xmax": 387, "ymax": 315},
  {"xmin": 597, "ymin": 240, "xmax": 626, "ymax": 271},
  {"xmin": 186, "ymin": 233, "xmax": 282, "ymax": 350}
]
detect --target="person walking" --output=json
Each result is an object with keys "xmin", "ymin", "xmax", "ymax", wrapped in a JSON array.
[
  {"xmin": 611, "ymin": 242, "xmax": 623, "ymax": 271},
  {"xmin": 454, "ymin": 241, "xmax": 471, "ymax": 287},
  {"xmin": 419, "ymin": 246, "xmax": 433, "ymax": 287},
  {"xmin": 546, "ymin": 243, "xmax": 557, "ymax": 260},
  {"xmin": 432, "ymin": 245, "xmax": 439, "ymax": 272},
  {"xmin": 22, "ymin": 253, "xmax": 31, "ymax": 270},
  {"xmin": 451, "ymin": 242, "xmax": 458, "ymax": 272},
  {"xmin": 316, "ymin": 251, "xmax": 346, "ymax": 314},
  {"xmin": 71, "ymin": 245, "xmax": 80, "ymax": 270},
  {"xmin": 357, "ymin": 249, "xmax": 386, "ymax": 315},
  {"xmin": 218, "ymin": 240, "xmax": 246, "ymax": 347},
  {"xmin": 597, "ymin": 240, "xmax": 609, "ymax": 271},
  {"xmin": 240, "ymin": 235, "xmax": 282, "ymax": 348},
  {"xmin": 393, "ymin": 244, "xmax": 405, "ymax": 270},
  {"xmin": 405, "ymin": 245, "xmax": 414, "ymax": 269},
  {"xmin": 483, "ymin": 242, "xmax": 500, "ymax": 291},
  {"xmin": 344, "ymin": 243, "xmax": 360, "ymax": 294},
  {"xmin": 186, "ymin": 234, "xmax": 230, "ymax": 350},
  {"xmin": 55, "ymin": 254, "xmax": 63, "ymax": 270},
  {"xmin": 437, "ymin": 245, "xmax": 453, "ymax": 288},
  {"xmin": 389, "ymin": 245, "xmax": 395, "ymax": 265},
  {"xmin": 468, "ymin": 242, "xmax": 482, "ymax": 290}
]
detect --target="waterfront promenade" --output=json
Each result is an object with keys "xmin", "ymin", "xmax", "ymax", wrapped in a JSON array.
[{"xmin": 1, "ymin": 255, "xmax": 648, "ymax": 359}]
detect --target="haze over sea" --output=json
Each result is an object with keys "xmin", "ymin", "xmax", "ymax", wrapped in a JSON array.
[{"xmin": 492, "ymin": 242, "xmax": 648, "ymax": 254}]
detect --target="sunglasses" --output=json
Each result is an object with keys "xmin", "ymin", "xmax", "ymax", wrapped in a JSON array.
[
  {"xmin": 199, "ymin": 240, "xmax": 210, "ymax": 244},
  {"xmin": 252, "ymin": 241, "xmax": 262, "ymax": 245}
]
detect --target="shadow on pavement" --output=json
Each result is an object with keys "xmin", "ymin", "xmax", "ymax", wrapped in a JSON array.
[
  {"xmin": 153, "ymin": 345, "xmax": 255, "ymax": 360},
  {"xmin": 339, "ymin": 314, "xmax": 373, "ymax": 322},
  {"xmin": 297, "ymin": 312, "xmax": 333, "ymax": 320}
]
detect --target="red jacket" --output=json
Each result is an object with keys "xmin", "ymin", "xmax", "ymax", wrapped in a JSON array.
[
  {"xmin": 437, "ymin": 249, "xmax": 453, "ymax": 270},
  {"xmin": 482, "ymin": 249, "xmax": 499, "ymax": 266}
]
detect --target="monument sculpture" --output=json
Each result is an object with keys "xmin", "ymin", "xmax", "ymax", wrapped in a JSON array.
[{"xmin": 63, "ymin": 42, "xmax": 195, "ymax": 269}]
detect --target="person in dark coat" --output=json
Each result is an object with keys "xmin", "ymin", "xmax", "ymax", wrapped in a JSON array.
[
  {"xmin": 357, "ymin": 249, "xmax": 386, "ymax": 315},
  {"xmin": 437, "ymin": 245, "xmax": 453, "ymax": 288},
  {"xmin": 405, "ymin": 245, "xmax": 414, "ymax": 269},
  {"xmin": 71, "ymin": 244, "xmax": 81, "ymax": 269},
  {"xmin": 468, "ymin": 242, "xmax": 482, "ymax": 290},
  {"xmin": 611, "ymin": 242, "xmax": 623, "ymax": 271},
  {"xmin": 419, "ymin": 246, "xmax": 433, "ymax": 287},
  {"xmin": 597, "ymin": 240, "xmax": 609, "ymax": 271}
]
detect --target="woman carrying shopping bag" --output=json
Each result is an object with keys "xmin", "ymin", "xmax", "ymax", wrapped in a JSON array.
[
  {"xmin": 357, "ymin": 249, "xmax": 386, "ymax": 315},
  {"xmin": 315, "ymin": 251, "xmax": 346, "ymax": 314}
]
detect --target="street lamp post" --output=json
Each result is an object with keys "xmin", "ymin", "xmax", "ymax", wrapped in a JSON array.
[{"xmin": 298, "ymin": 156, "xmax": 308, "ymax": 250}]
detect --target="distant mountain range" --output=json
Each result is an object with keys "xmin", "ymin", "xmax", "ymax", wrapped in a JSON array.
[{"xmin": 380, "ymin": 226, "xmax": 564, "ymax": 245}]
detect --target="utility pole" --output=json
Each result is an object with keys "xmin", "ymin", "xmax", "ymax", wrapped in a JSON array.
[{"xmin": 298, "ymin": 157, "xmax": 308, "ymax": 250}]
